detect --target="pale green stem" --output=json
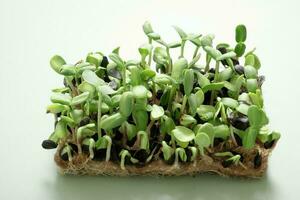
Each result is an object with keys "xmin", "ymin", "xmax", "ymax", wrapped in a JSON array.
[
  {"xmin": 193, "ymin": 46, "xmax": 200, "ymax": 58},
  {"xmin": 148, "ymin": 38, "xmax": 152, "ymax": 66},
  {"xmin": 97, "ymin": 92, "xmax": 102, "ymax": 138},
  {"xmin": 180, "ymin": 95, "xmax": 188, "ymax": 114}
]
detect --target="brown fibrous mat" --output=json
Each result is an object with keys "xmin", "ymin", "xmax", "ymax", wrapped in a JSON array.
[{"xmin": 54, "ymin": 142, "xmax": 276, "ymax": 178}]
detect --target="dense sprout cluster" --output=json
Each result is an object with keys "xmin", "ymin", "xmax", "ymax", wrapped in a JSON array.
[{"xmin": 42, "ymin": 22, "xmax": 280, "ymax": 170}]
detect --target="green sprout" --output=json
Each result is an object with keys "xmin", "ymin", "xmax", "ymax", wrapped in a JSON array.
[{"xmin": 42, "ymin": 22, "xmax": 280, "ymax": 174}]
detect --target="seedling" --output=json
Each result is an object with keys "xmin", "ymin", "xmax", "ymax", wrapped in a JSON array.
[{"xmin": 43, "ymin": 22, "xmax": 280, "ymax": 178}]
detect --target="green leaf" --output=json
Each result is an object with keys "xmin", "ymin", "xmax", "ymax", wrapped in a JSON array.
[
  {"xmin": 196, "ymin": 72, "xmax": 210, "ymax": 88},
  {"xmin": 46, "ymin": 103, "xmax": 69, "ymax": 114},
  {"xmin": 197, "ymin": 105, "xmax": 216, "ymax": 121},
  {"xmin": 70, "ymin": 109, "xmax": 83, "ymax": 124},
  {"xmin": 153, "ymin": 47, "xmax": 168, "ymax": 65},
  {"xmin": 100, "ymin": 113, "xmax": 126, "ymax": 130},
  {"xmin": 195, "ymin": 89, "xmax": 204, "ymax": 105},
  {"xmin": 235, "ymin": 24, "xmax": 247, "ymax": 42},
  {"xmin": 139, "ymin": 43, "xmax": 153, "ymax": 59},
  {"xmin": 50, "ymin": 93, "xmax": 72, "ymax": 105},
  {"xmin": 50, "ymin": 55, "xmax": 66, "ymax": 73},
  {"xmin": 133, "ymin": 110, "xmax": 148, "ymax": 131},
  {"xmin": 204, "ymin": 46, "xmax": 222, "ymax": 60},
  {"xmin": 71, "ymin": 92, "xmax": 90, "ymax": 106},
  {"xmin": 119, "ymin": 91, "xmax": 134, "ymax": 117},
  {"xmin": 147, "ymin": 32, "xmax": 160, "ymax": 40},
  {"xmin": 78, "ymin": 81, "xmax": 95, "ymax": 97},
  {"xmin": 141, "ymin": 69, "xmax": 156, "ymax": 80},
  {"xmin": 125, "ymin": 60, "xmax": 140, "ymax": 67},
  {"xmin": 173, "ymin": 25, "xmax": 187, "ymax": 39},
  {"xmin": 214, "ymin": 125, "xmax": 230, "ymax": 139},
  {"xmin": 234, "ymin": 42, "xmax": 246, "ymax": 57},
  {"xmin": 120, "ymin": 122, "xmax": 137, "ymax": 141},
  {"xmin": 176, "ymin": 147, "xmax": 187, "ymax": 162},
  {"xmin": 245, "ymin": 53, "xmax": 261, "ymax": 69},
  {"xmin": 97, "ymin": 85, "xmax": 116, "ymax": 95},
  {"xmin": 217, "ymin": 51, "xmax": 236, "ymax": 61},
  {"xmin": 167, "ymin": 41, "xmax": 182, "ymax": 48},
  {"xmin": 236, "ymin": 103, "xmax": 249, "ymax": 115},
  {"xmin": 151, "ymin": 105, "xmax": 164, "ymax": 120},
  {"xmin": 243, "ymin": 127, "xmax": 258, "ymax": 149},
  {"xmin": 160, "ymin": 116, "xmax": 175, "ymax": 135},
  {"xmin": 219, "ymin": 68, "xmax": 233, "ymax": 81},
  {"xmin": 54, "ymin": 120, "xmax": 68, "ymax": 139},
  {"xmin": 244, "ymin": 65, "xmax": 257, "ymax": 79},
  {"xmin": 198, "ymin": 123, "xmax": 214, "ymax": 146},
  {"xmin": 200, "ymin": 34, "xmax": 214, "ymax": 46},
  {"xmin": 162, "ymin": 141, "xmax": 174, "ymax": 161},
  {"xmin": 249, "ymin": 89, "xmax": 264, "ymax": 108},
  {"xmin": 60, "ymin": 64, "xmax": 76, "ymax": 76},
  {"xmin": 171, "ymin": 58, "xmax": 188, "ymax": 81},
  {"xmin": 194, "ymin": 132, "xmax": 210, "ymax": 155},
  {"xmin": 221, "ymin": 97, "xmax": 238, "ymax": 109},
  {"xmin": 82, "ymin": 70, "xmax": 105, "ymax": 87},
  {"xmin": 183, "ymin": 69, "xmax": 194, "ymax": 95},
  {"xmin": 202, "ymin": 82, "xmax": 225, "ymax": 93},
  {"xmin": 246, "ymin": 79, "xmax": 258, "ymax": 93},
  {"xmin": 109, "ymin": 53, "xmax": 124, "ymax": 68},
  {"xmin": 248, "ymin": 105, "xmax": 269, "ymax": 128},
  {"xmin": 180, "ymin": 114, "xmax": 196, "ymax": 126},
  {"xmin": 86, "ymin": 52, "xmax": 103, "ymax": 67},
  {"xmin": 143, "ymin": 21, "xmax": 153, "ymax": 34},
  {"xmin": 188, "ymin": 94, "xmax": 198, "ymax": 116},
  {"xmin": 172, "ymin": 126, "xmax": 195, "ymax": 143},
  {"xmin": 132, "ymin": 85, "xmax": 149, "ymax": 99}
]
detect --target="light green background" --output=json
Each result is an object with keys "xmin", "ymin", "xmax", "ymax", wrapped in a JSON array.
[{"xmin": 0, "ymin": 0, "xmax": 299, "ymax": 199}]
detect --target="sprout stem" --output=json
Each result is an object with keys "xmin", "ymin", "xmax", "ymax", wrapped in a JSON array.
[
  {"xmin": 89, "ymin": 139, "xmax": 95, "ymax": 159},
  {"xmin": 210, "ymin": 61, "xmax": 220, "ymax": 105},
  {"xmin": 104, "ymin": 135, "xmax": 112, "ymax": 161},
  {"xmin": 166, "ymin": 47, "xmax": 172, "ymax": 74},
  {"xmin": 180, "ymin": 40, "xmax": 186, "ymax": 58},
  {"xmin": 180, "ymin": 95, "xmax": 188, "ymax": 114},
  {"xmin": 193, "ymin": 46, "xmax": 200, "ymax": 58},
  {"xmin": 148, "ymin": 38, "xmax": 152, "ymax": 66},
  {"xmin": 97, "ymin": 92, "xmax": 102, "ymax": 138}
]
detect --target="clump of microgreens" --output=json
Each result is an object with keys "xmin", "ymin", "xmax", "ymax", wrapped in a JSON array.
[{"xmin": 42, "ymin": 22, "xmax": 280, "ymax": 170}]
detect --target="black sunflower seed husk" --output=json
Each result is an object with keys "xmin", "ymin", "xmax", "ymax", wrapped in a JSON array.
[
  {"xmin": 231, "ymin": 58, "xmax": 239, "ymax": 66},
  {"xmin": 234, "ymin": 65, "xmax": 244, "ymax": 75},
  {"xmin": 254, "ymin": 152, "xmax": 262, "ymax": 169},
  {"xmin": 100, "ymin": 56, "xmax": 109, "ymax": 68},
  {"xmin": 222, "ymin": 159, "xmax": 233, "ymax": 168},
  {"xmin": 185, "ymin": 148, "xmax": 193, "ymax": 162},
  {"xmin": 82, "ymin": 144, "xmax": 89, "ymax": 153},
  {"xmin": 42, "ymin": 140, "xmax": 57, "ymax": 149},
  {"xmin": 156, "ymin": 89, "xmax": 163, "ymax": 99},
  {"xmin": 110, "ymin": 143, "xmax": 122, "ymax": 163},
  {"xmin": 108, "ymin": 69, "xmax": 122, "ymax": 79},
  {"xmin": 93, "ymin": 149, "xmax": 107, "ymax": 161},
  {"xmin": 60, "ymin": 152, "xmax": 69, "ymax": 161},
  {"xmin": 79, "ymin": 117, "xmax": 90, "ymax": 127},
  {"xmin": 229, "ymin": 113, "xmax": 250, "ymax": 131},
  {"xmin": 132, "ymin": 149, "xmax": 149, "ymax": 164},
  {"xmin": 258, "ymin": 75, "xmax": 265, "ymax": 87},
  {"xmin": 219, "ymin": 87, "xmax": 229, "ymax": 97},
  {"xmin": 69, "ymin": 143, "xmax": 78, "ymax": 153},
  {"xmin": 234, "ymin": 133, "xmax": 243, "ymax": 146},
  {"xmin": 264, "ymin": 140, "xmax": 275, "ymax": 149},
  {"xmin": 203, "ymin": 91, "xmax": 212, "ymax": 105}
]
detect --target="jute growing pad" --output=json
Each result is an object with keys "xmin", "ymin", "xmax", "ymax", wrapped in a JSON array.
[{"xmin": 54, "ymin": 143, "xmax": 274, "ymax": 178}]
